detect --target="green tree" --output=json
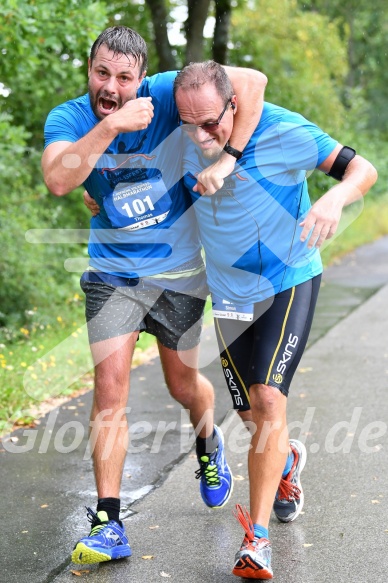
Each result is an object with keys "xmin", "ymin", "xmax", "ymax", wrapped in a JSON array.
[
  {"xmin": 230, "ymin": 0, "xmax": 348, "ymax": 134},
  {"xmin": 0, "ymin": 0, "xmax": 107, "ymax": 145},
  {"xmin": 299, "ymin": 0, "xmax": 388, "ymax": 135},
  {"xmin": 0, "ymin": 1, "xmax": 107, "ymax": 327},
  {"xmin": 109, "ymin": 0, "xmax": 234, "ymax": 71},
  {"xmin": 228, "ymin": 0, "xmax": 382, "ymax": 199}
]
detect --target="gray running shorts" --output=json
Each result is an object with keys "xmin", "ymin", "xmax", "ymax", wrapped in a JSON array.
[{"xmin": 80, "ymin": 271, "xmax": 207, "ymax": 350}]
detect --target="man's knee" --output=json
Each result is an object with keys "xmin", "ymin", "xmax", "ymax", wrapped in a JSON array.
[
  {"xmin": 166, "ymin": 370, "xmax": 212, "ymax": 404},
  {"xmin": 94, "ymin": 369, "xmax": 130, "ymax": 412},
  {"xmin": 167, "ymin": 376, "xmax": 196, "ymax": 405},
  {"xmin": 250, "ymin": 383, "xmax": 286, "ymax": 419}
]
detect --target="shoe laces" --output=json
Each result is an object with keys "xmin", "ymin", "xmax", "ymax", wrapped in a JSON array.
[
  {"xmin": 85, "ymin": 506, "xmax": 109, "ymax": 536},
  {"xmin": 233, "ymin": 504, "xmax": 255, "ymax": 544},
  {"xmin": 233, "ymin": 504, "xmax": 270, "ymax": 550},
  {"xmin": 277, "ymin": 448, "xmax": 301, "ymax": 501},
  {"xmin": 195, "ymin": 450, "xmax": 221, "ymax": 486},
  {"xmin": 277, "ymin": 475, "xmax": 301, "ymax": 501}
]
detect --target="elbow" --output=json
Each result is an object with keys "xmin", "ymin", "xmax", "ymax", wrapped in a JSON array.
[
  {"xmin": 351, "ymin": 156, "xmax": 378, "ymax": 196},
  {"xmin": 257, "ymin": 70, "xmax": 268, "ymax": 89},
  {"xmin": 245, "ymin": 68, "xmax": 268, "ymax": 90},
  {"xmin": 370, "ymin": 164, "xmax": 378, "ymax": 187},
  {"xmin": 47, "ymin": 185, "xmax": 69, "ymax": 197},
  {"xmin": 364, "ymin": 161, "xmax": 378, "ymax": 194},
  {"xmin": 44, "ymin": 177, "xmax": 70, "ymax": 197}
]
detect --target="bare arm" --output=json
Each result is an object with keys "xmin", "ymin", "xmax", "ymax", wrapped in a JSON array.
[
  {"xmin": 300, "ymin": 144, "xmax": 378, "ymax": 248},
  {"xmin": 223, "ymin": 66, "xmax": 267, "ymax": 153},
  {"xmin": 42, "ymin": 98, "xmax": 154, "ymax": 196},
  {"xmin": 195, "ymin": 67, "xmax": 267, "ymax": 195}
]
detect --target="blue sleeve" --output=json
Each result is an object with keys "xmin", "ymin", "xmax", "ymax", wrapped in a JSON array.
[
  {"xmin": 44, "ymin": 96, "xmax": 93, "ymax": 149},
  {"xmin": 277, "ymin": 111, "xmax": 338, "ymax": 171},
  {"xmin": 138, "ymin": 71, "xmax": 178, "ymax": 121},
  {"xmin": 44, "ymin": 105, "xmax": 82, "ymax": 149}
]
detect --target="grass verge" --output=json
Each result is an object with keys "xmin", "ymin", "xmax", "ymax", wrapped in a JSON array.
[{"xmin": 321, "ymin": 194, "xmax": 388, "ymax": 266}]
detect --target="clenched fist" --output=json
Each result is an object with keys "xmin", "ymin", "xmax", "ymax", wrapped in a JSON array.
[{"xmin": 109, "ymin": 97, "xmax": 154, "ymax": 133}]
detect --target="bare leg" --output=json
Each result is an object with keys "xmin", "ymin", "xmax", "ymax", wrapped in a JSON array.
[
  {"xmin": 248, "ymin": 383, "xmax": 288, "ymax": 528},
  {"xmin": 88, "ymin": 332, "xmax": 138, "ymax": 498},
  {"xmin": 238, "ymin": 409, "xmax": 253, "ymax": 426},
  {"xmin": 158, "ymin": 342, "xmax": 214, "ymax": 439}
]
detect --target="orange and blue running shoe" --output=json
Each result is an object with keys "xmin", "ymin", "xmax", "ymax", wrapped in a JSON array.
[
  {"xmin": 232, "ymin": 504, "xmax": 273, "ymax": 579},
  {"xmin": 71, "ymin": 508, "xmax": 131, "ymax": 564},
  {"xmin": 273, "ymin": 439, "xmax": 307, "ymax": 523},
  {"xmin": 195, "ymin": 425, "xmax": 233, "ymax": 508}
]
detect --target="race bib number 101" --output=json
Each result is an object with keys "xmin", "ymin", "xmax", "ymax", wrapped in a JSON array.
[{"xmin": 103, "ymin": 174, "xmax": 172, "ymax": 230}]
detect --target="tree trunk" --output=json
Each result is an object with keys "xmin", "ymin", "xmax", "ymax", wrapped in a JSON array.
[
  {"xmin": 184, "ymin": 0, "xmax": 212, "ymax": 64},
  {"xmin": 212, "ymin": 0, "xmax": 232, "ymax": 64},
  {"xmin": 144, "ymin": 0, "xmax": 177, "ymax": 71}
]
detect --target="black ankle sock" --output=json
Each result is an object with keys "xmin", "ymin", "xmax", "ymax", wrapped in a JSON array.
[
  {"xmin": 97, "ymin": 497, "xmax": 121, "ymax": 523},
  {"xmin": 196, "ymin": 428, "xmax": 219, "ymax": 459}
]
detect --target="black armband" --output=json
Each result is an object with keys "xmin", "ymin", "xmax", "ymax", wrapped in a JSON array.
[{"xmin": 326, "ymin": 146, "xmax": 356, "ymax": 181}]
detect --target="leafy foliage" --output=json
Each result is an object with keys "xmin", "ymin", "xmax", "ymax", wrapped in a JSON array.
[
  {"xmin": 299, "ymin": 0, "xmax": 388, "ymax": 136},
  {"xmin": 0, "ymin": 1, "xmax": 106, "ymax": 331},
  {"xmin": 0, "ymin": 0, "xmax": 108, "ymax": 144},
  {"xmin": 0, "ymin": 110, "xmax": 90, "ymax": 329},
  {"xmin": 230, "ymin": 0, "xmax": 348, "ymax": 134}
]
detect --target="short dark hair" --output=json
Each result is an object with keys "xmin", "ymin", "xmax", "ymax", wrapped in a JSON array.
[
  {"xmin": 90, "ymin": 26, "xmax": 148, "ymax": 76},
  {"xmin": 173, "ymin": 60, "xmax": 233, "ymax": 102}
]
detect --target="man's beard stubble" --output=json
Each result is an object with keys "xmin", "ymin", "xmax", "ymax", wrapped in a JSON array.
[
  {"xmin": 88, "ymin": 81, "xmax": 136, "ymax": 120},
  {"xmin": 201, "ymin": 144, "xmax": 223, "ymax": 161}
]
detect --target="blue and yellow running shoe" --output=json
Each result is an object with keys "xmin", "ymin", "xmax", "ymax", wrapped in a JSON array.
[
  {"xmin": 232, "ymin": 504, "xmax": 273, "ymax": 579},
  {"xmin": 71, "ymin": 508, "xmax": 131, "ymax": 564},
  {"xmin": 273, "ymin": 439, "xmax": 307, "ymax": 523},
  {"xmin": 195, "ymin": 425, "xmax": 233, "ymax": 508}
]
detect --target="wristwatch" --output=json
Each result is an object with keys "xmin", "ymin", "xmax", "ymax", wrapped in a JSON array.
[{"xmin": 223, "ymin": 143, "xmax": 243, "ymax": 160}]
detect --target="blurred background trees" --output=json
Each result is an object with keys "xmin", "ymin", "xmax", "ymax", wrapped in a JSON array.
[{"xmin": 0, "ymin": 0, "xmax": 387, "ymax": 330}]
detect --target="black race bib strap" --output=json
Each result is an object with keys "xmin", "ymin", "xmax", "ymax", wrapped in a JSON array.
[{"xmin": 326, "ymin": 146, "xmax": 356, "ymax": 181}]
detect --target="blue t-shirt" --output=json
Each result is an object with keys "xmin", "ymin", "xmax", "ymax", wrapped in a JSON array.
[
  {"xmin": 183, "ymin": 102, "xmax": 338, "ymax": 303},
  {"xmin": 44, "ymin": 72, "xmax": 201, "ymax": 278}
]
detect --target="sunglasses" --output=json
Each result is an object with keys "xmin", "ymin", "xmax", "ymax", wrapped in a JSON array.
[{"xmin": 179, "ymin": 99, "xmax": 232, "ymax": 133}]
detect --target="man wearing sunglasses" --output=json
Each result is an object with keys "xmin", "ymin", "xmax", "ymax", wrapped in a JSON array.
[
  {"xmin": 179, "ymin": 98, "xmax": 232, "ymax": 135},
  {"xmin": 42, "ymin": 26, "xmax": 268, "ymax": 567},
  {"xmin": 173, "ymin": 60, "xmax": 377, "ymax": 579}
]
